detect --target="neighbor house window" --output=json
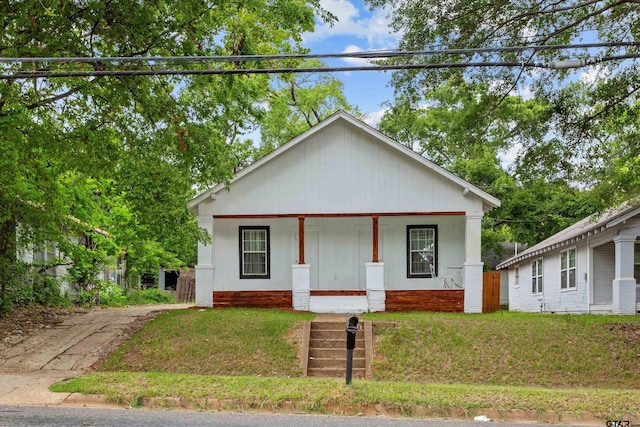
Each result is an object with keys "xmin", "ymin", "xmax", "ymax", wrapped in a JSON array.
[
  {"xmin": 407, "ymin": 225, "xmax": 437, "ymax": 278},
  {"xmin": 532, "ymin": 258, "xmax": 543, "ymax": 294},
  {"xmin": 239, "ymin": 226, "xmax": 270, "ymax": 279},
  {"xmin": 514, "ymin": 266, "xmax": 520, "ymax": 288},
  {"xmin": 560, "ymin": 248, "xmax": 576, "ymax": 290}
]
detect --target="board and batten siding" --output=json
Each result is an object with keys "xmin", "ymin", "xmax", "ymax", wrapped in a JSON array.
[
  {"xmin": 206, "ymin": 121, "xmax": 486, "ymax": 216},
  {"xmin": 508, "ymin": 240, "xmax": 589, "ymax": 313}
]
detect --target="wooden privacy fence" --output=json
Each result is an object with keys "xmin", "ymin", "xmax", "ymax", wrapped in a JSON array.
[
  {"xmin": 482, "ymin": 271, "xmax": 501, "ymax": 313},
  {"xmin": 176, "ymin": 268, "xmax": 195, "ymax": 302}
]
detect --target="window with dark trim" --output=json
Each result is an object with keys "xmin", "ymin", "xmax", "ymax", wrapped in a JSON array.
[
  {"xmin": 239, "ymin": 226, "xmax": 270, "ymax": 279},
  {"xmin": 407, "ymin": 225, "xmax": 437, "ymax": 278}
]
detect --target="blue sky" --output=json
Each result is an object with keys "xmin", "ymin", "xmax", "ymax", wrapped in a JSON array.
[{"xmin": 300, "ymin": 0, "xmax": 401, "ymax": 127}]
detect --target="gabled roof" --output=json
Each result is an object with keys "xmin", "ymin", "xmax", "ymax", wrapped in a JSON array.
[
  {"xmin": 189, "ymin": 110, "xmax": 500, "ymax": 210},
  {"xmin": 496, "ymin": 202, "xmax": 640, "ymax": 270}
]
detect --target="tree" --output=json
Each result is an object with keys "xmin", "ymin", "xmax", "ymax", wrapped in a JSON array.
[
  {"xmin": 0, "ymin": 0, "xmax": 334, "ymax": 308},
  {"xmin": 367, "ymin": 0, "xmax": 640, "ymax": 199},
  {"xmin": 377, "ymin": 78, "xmax": 595, "ymax": 247},
  {"xmin": 255, "ymin": 60, "xmax": 362, "ymax": 159},
  {"xmin": 365, "ymin": 0, "xmax": 640, "ymax": 257}
]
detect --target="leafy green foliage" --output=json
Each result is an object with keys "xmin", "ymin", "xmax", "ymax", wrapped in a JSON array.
[
  {"xmin": 378, "ymin": 78, "xmax": 597, "ymax": 246},
  {"xmin": 368, "ymin": 0, "xmax": 640, "ymax": 247},
  {"xmin": 124, "ymin": 288, "xmax": 177, "ymax": 305},
  {"xmin": 255, "ymin": 60, "xmax": 362, "ymax": 159},
  {"xmin": 0, "ymin": 0, "xmax": 342, "ymax": 306}
]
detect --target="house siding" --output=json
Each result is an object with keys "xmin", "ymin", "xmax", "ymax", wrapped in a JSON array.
[
  {"xmin": 508, "ymin": 239, "xmax": 590, "ymax": 313},
  {"xmin": 210, "ymin": 215, "xmax": 466, "ymax": 293},
  {"xmin": 207, "ymin": 121, "xmax": 485, "ymax": 216}
]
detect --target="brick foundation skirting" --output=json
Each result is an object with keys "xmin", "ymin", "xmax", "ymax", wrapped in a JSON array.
[
  {"xmin": 212, "ymin": 291, "xmax": 292, "ymax": 308},
  {"xmin": 385, "ymin": 289, "xmax": 464, "ymax": 312}
]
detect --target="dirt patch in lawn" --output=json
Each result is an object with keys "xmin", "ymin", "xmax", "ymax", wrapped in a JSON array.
[{"xmin": 0, "ymin": 306, "xmax": 79, "ymax": 347}]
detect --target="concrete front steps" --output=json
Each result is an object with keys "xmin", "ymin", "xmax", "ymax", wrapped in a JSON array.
[{"xmin": 301, "ymin": 319, "xmax": 372, "ymax": 379}]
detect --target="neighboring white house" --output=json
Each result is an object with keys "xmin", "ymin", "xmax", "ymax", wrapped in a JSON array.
[
  {"xmin": 497, "ymin": 203, "xmax": 640, "ymax": 314},
  {"xmin": 18, "ymin": 231, "xmax": 125, "ymax": 295},
  {"xmin": 188, "ymin": 111, "xmax": 500, "ymax": 313}
]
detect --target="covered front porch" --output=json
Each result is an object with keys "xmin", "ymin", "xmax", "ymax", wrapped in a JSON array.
[
  {"xmin": 590, "ymin": 232, "xmax": 640, "ymax": 314},
  {"xmin": 196, "ymin": 211, "xmax": 485, "ymax": 313}
]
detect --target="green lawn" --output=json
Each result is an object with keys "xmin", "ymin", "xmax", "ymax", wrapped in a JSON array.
[
  {"xmin": 365, "ymin": 311, "xmax": 640, "ymax": 388},
  {"xmin": 102, "ymin": 308, "xmax": 314, "ymax": 377},
  {"xmin": 52, "ymin": 308, "xmax": 640, "ymax": 422}
]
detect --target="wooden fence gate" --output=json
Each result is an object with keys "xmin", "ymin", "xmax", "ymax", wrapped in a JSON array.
[
  {"xmin": 176, "ymin": 268, "xmax": 195, "ymax": 302},
  {"xmin": 482, "ymin": 271, "xmax": 501, "ymax": 313}
]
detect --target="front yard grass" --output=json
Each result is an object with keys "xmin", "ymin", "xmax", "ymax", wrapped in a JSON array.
[
  {"xmin": 102, "ymin": 308, "xmax": 314, "ymax": 377},
  {"xmin": 53, "ymin": 308, "xmax": 640, "ymax": 422},
  {"xmin": 366, "ymin": 311, "xmax": 640, "ymax": 389}
]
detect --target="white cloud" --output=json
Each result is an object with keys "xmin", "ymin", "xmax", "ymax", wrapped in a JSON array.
[
  {"xmin": 579, "ymin": 65, "xmax": 609, "ymax": 85},
  {"xmin": 341, "ymin": 44, "xmax": 375, "ymax": 66},
  {"xmin": 498, "ymin": 142, "xmax": 523, "ymax": 170},
  {"xmin": 363, "ymin": 107, "xmax": 388, "ymax": 128},
  {"xmin": 303, "ymin": 0, "xmax": 400, "ymax": 50}
]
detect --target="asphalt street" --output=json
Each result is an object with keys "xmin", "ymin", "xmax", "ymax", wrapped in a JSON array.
[{"xmin": 0, "ymin": 406, "xmax": 601, "ymax": 427}]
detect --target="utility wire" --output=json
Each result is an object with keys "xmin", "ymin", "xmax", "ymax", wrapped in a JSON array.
[
  {"xmin": 1, "ymin": 43, "xmax": 638, "ymax": 80},
  {"xmin": 2, "ymin": 54, "xmax": 639, "ymax": 80},
  {"xmin": 1, "ymin": 41, "xmax": 638, "ymax": 64}
]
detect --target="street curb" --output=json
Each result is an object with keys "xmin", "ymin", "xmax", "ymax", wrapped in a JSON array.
[{"xmin": 60, "ymin": 393, "xmax": 120, "ymax": 408}]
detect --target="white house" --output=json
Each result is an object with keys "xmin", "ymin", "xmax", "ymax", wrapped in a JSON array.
[
  {"xmin": 188, "ymin": 111, "xmax": 500, "ymax": 313},
  {"xmin": 497, "ymin": 203, "xmax": 640, "ymax": 314},
  {"xmin": 17, "ymin": 229, "xmax": 125, "ymax": 295}
]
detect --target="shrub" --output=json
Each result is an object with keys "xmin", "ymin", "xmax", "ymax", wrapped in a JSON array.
[{"xmin": 125, "ymin": 288, "xmax": 176, "ymax": 305}]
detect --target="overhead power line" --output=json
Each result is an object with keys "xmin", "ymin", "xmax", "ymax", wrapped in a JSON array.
[
  {"xmin": 3, "ymin": 55, "xmax": 640, "ymax": 80},
  {"xmin": 0, "ymin": 42, "xmax": 638, "ymax": 80},
  {"xmin": 1, "ymin": 42, "xmax": 638, "ymax": 64}
]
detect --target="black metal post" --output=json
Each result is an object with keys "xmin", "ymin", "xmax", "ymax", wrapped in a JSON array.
[
  {"xmin": 345, "ymin": 315, "xmax": 359, "ymax": 385},
  {"xmin": 346, "ymin": 348, "xmax": 354, "ymax": 384}
]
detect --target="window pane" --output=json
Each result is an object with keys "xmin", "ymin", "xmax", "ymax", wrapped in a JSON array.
[
  {"xmin": 569, "ymin": 269, "xmax": 575, "ymax": 287},
  {"xmin": 244, "ymin": 253, "xmax": 266, "ymax": 275},
  {"xmin": 561, "ymin": 252, "xmax": 567, "ymax": 269},
  {"xmin": 532, "ymin": 278, "xmax": 537, "ymax": 293},
  {"xmin": 411, "ymin": 252, "xmax": 431, "ymax": 274},
  {"xmin": 569, "ymin": 250, "xmax": 576, "ymax": 268},
  {"xmin": 410, "ymin": 229, "xmax": 424, "ymax": 250},
  {"xmin": 410, "ymin": 228, "xmax": 433, "ymax": 251},
  {"xmin": 561, "ymin": 270, "xmax": 567, "ymax": 289}
]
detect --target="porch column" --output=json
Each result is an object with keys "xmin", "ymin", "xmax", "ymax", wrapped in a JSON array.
[
  {"xmin": 613, "ymin": 233, "xmax": 637, "ymax": 314},
  {"xmin": 298, "ymin": 216, "xmax": 305, "ymax": 264},
  {"xmin": 195, "ymin": 216, "xmax": 215, "ymax": 307},
  {"xmin": 292, "ymin": 216, "xmax": 310, "ymax": 310},
  {"xmin": 372, "ymin": 215, "xmax": 379, "ymax": 262},
  {"xmin": 292, "ymin": 264, "xmax": 310, "ymax": 311},
  {"xmin": 366, "ymin": 216, "xmax": 385, "ymax": 311},
  {"xmin": 463, "ymin": 212, "xmax": 484, "ymax": 313},
  {"xmin": 366, "ymin": 262, "xmax": 385, "ymax": 312}
]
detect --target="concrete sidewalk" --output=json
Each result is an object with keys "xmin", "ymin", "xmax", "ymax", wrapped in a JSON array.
[{"xmin": 0, "ymin": 304, "xmax": 191, "ymax": 406}]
